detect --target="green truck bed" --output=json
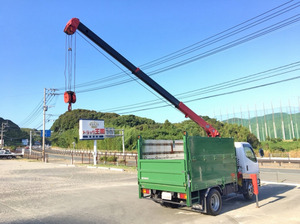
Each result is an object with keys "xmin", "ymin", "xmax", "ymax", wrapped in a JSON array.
[{"xmin": 138, "ymin": 134, "xmax": 237, "ymax": 206}]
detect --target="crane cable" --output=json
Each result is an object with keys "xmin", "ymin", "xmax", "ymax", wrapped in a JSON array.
[{"xmin": 64, "ymin": 34, "xmax": 77, "ymax": 111}]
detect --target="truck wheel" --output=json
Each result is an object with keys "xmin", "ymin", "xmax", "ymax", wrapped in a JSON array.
[
  {"xmin": 243, "ymin": 181, "xmax": 254, "ymax": 200},
  {"xmin": 206, "ymin": 189, "xmax": 222, "ymax": 216}
]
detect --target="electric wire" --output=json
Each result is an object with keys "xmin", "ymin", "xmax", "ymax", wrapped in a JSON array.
[
  {"xmin": 21, "ymin": 1, "xmax": 300, "ymax": 127},
  {"xmin": 116, "ymin": 75, "xmax": 300, "ymax": 115},
  {"xmin": 139, "ymin": 0, "xmax": 296, "ymax": 68},
  {"xmin": 67, "ymin": 13, "xmax": 300, "ymax": 93},
  {"xmin": 76, "ymin": 32, "xmax": 173, "ymax": 109},
  {"xmin": 55, "ymin": 1, "xmax": 300, "ymax": 93},
  {"xmin": 19, "ymin": 91, "xmax": 58, "ymax": 128},
  {"xmin": 99, "ymin": 61, "xmax": 300, "ymax": 112},
  {"xmin": 146, "ymin": 15, "xmax": 300, "ymax": 76},
  {"xmin": 100, "ymin": 62, "xmax": 300, "ymax": 113},
  {"xmin": 19, "ymin": 99, "xmax": 44, "ymax": 127},
  {"xmin": 141, "ymin": 1, "xmax": 300, "ymax": 70}
]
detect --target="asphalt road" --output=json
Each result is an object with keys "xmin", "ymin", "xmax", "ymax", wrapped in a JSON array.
[
  {"xmin": 260, "ymin": 168, "xmax": 300, "ymax": 184},
  {"xmin": 0, "ymin": 160, "xmax": 299, "ymax": 224}
]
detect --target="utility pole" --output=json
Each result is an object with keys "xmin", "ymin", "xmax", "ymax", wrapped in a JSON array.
[
  {"xmin": 42, "ymin": 88, "xmax": 47, "ymax": 162},
  {"xmin": 30, "ymin": 130, "xmax": 32, "ymax": 155},
  {"xmin": 248, "ymin": 105, "xmax": 252, "ymax": 133},
  {"xmin": 289, "ymin": 100, "xmax": 295, "ymax": 139},
  {"xmin": 232, "ymin": 107, "xmax": 235, "ymax": 124},
  {"xmin": 1, "ymin": 121, "xmax": 8, "ymax": 148},
  {"xmin": 255, "ymin": 105, "xmax": 260, "ymax": 141},
  {"xmin": 42, "ymin": 88, "xmax": 59, "ymax": 162},
  {"xmin": 263, "ymin": 103, "xmax": 268, "ymax": 139},
  {"xmin": 240, "ymin": 106, "xmax": 243, "ymax": 127},
  {"xmin": 122, "ymin": 129, "xmax": 125, "ymax": 154},
  {"xmin": 280, "ymin": 101, "xmax": 286, "ymax": 140},
  {"xmin": 272, "ymin": 102, "xmax": 277, "ymax": 139}
]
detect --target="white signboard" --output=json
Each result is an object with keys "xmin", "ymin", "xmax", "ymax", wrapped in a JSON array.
[
  {"xmin": 105, "ymin": 128, "xmax": 115, "ymax": 138},
  {"xmin": 79, "ymin": 119, "xmax": 105, "ymax": 140}
]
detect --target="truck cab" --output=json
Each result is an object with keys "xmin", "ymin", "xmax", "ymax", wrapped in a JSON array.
[{"xmin": 235, "ymin": 142, "xmax": 259, "ymax": 175}]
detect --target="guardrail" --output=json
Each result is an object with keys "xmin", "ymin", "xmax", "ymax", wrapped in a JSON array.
[
  {"xmin": 258, "ymin": 157, "xmax": 300, "ymax": 168},
  {"xmin": 19, "ymin": 147, "xmax": 300, "ymax": 168}
]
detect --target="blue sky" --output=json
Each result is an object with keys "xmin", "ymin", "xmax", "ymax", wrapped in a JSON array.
[{"xmin": 1, "ymin": 0, "xmax": 299, "ymax": 129}]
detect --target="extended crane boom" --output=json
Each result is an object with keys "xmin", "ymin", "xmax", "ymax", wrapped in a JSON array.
[{"xmin": 64, "ymin": 18, "xmax": 220, "ymax": 137}]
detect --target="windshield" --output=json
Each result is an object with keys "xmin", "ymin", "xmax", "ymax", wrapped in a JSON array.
[{"xmin": 243, "ymin": 144, "xmax": 257, "ymax": 163}]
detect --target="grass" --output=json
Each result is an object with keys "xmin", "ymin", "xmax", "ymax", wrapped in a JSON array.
[
  {"xmin": 260, "ymin": 140, "xmax": 300, "ymax": 152},
  {"xmin": 255, "ymin": 139, "xmax": 300, "ymax": 157}
]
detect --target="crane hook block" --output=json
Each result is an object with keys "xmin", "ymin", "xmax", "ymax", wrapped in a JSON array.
[
  {"xmin": 64, "ymin": 18, "xmax": 80, "ymax": 35},
  {"xmin": 64, "ymin": 91, "xmax": 76, "ymax": 104}
]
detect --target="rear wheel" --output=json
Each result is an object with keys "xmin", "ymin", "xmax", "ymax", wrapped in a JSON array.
[
  {"xmin": 243, "ymin": 180, "xmax": 254, "ymax": 200},
  {"xmin": 206, "ymin": 189, "xmax": 222, "ymax": 216}
]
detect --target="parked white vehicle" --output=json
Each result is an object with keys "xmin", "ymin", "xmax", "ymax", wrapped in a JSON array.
[{"xmin": 0, "ymin": 149, "xmax": 23, "ymax": 159}]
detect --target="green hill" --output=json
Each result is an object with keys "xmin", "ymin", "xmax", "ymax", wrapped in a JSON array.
[
  {"xmin": 50, "ymin": 109, "xmax": 258, "ymax": 151},
  {"xmin": 224, "ymin": 113, "xmax": 300, "ymax": 141},
  {"xmin": 0, "ymin": 118, "xmax": 29, "ymax": 147}
]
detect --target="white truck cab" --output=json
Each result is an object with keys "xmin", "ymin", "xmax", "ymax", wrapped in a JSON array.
[{"xmin": 235, "ymin": 142, "xmax": 259, "ymax": 175}]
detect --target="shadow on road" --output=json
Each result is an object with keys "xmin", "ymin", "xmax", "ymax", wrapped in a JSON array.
[{"xmin": 221, "ymin": 183, "xmax": 297, "ymax": 214}]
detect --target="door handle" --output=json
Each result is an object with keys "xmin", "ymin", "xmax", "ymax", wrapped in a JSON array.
[{"xmin": 246, "ymin": 165, "xmax": 248, "ymax": 171}]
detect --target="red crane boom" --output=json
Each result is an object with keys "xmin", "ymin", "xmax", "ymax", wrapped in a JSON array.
[{"xmin": 64, "ymin": 18, "xmax": 220, "ymax": 137}]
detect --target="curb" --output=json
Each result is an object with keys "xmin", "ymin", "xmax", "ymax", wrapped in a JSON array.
[
  {"xmin": 59, "ymin": 164, "xmax": 76, "ymax": 167},
  {"xmin": 261, "ymin": 181, "xmax": 300, "ymax": 187},
  {"xmin": 59, "ymin": 164, "xmax": 125, "ymax": 172},
  {"xmin": 88, "ymin": 166, "xmax": 124, "ymax": 172}
]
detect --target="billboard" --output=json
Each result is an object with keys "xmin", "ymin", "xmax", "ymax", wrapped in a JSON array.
[{"xmin": 79, "ymin": 119, "xmax": 105, "ymax": 140}]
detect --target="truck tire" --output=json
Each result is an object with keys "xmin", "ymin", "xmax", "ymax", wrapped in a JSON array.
[
  {"xmin": 206, "ymin": 189, "xmax": 222, "ymax": 216},
  {"xmin": 243, "ymin": 180, "xmax": 254, "ymax": 200}
]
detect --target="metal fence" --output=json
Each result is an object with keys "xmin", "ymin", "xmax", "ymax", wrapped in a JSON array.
[
  {"xmin": 21, "ymin": 148, "xmax": 300, "ymax": 168},
  {"xmin": 29, "ymin": 148, "xmax": 138, "ymax": 167}
]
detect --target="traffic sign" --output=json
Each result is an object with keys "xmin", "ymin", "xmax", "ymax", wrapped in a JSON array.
[{"xmin": 40, "ymin": 130, "xmax": 51, "ymax": 138}]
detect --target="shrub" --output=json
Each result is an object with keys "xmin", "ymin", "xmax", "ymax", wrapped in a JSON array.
[
  {"xmin": 107, "ymin": 156, "xmax": 117, "ymax": 162},
  {"xmin": 99, "ymin": 156, "xmax": 117, "ymax": 162}
]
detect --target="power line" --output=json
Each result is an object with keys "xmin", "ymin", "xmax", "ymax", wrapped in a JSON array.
[
  {"xmin": 99, "ymin": 61, "xmax": 300, "ymax": 112},
  {"xmin": 116, "ymin": 75, "xmax": 300, "ymax": 115},
  {"xmin": 146, "ymin": 15, "xmax": 300, "ymax": 76},
  {"xmin": 55, "ymin": 1, "xmax": 300, "ymax": 93},
  {"xmin": 22, "ymin": 1, "xmax": 300, "ymax": 127},
  {"xmin": 76, "ymin": 32, "xmax": 173, "ymax": 110},
  {"xmin": 68, "ymin": 13, "xmax": 300, "ymax": 93},
  {"xmin": 19, "ymin": 90, "xmax": 58, "ymax": 128},
  {"xmin": 141, "ymin": 1, "xmax": 300, "ymax": 70}
]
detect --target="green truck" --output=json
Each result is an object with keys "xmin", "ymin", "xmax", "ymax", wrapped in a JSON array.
[
  {"xmin": 138, "ymin": 133, "xmax": 259, "ymax": 215},
  {"xmin": 64, "ymin": 18, "xmax": 260, "ymax": 216}
]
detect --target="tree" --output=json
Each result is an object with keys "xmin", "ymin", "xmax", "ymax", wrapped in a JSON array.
[
  {"xmin": 247, "ymin": 133, "xmax": 260, "ymax": 149},
  {"xmin": 50, "ymin": 110, "xmax": 261, "ymax": 150}
]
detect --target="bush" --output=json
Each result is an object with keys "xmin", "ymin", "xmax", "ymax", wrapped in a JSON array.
[
  {"xmin": 99, "ymin": 156, "xmax": 117, "ymax": 162},
  {"xmin": 273, "ymin": 147, "xmax": 285, "ymax": 152},
  {"xmin": 100, "ymin": 156, "xmax": 108, "ymax": 161},
  {"xmin": 107, "ymin": 156, "xmax": 117, "ymax": 162}
]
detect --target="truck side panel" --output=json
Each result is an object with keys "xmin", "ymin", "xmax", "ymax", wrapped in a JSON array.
[
  {"xmin": 188, "ymin": 137, "xmax": 237, "ymax": 192},
  {"xmin": 138, "ymin": 159, "xmax": 187, "ymax": 193}
]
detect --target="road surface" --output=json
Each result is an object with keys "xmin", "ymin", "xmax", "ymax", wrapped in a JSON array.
[{"xmin": 0, "ymin": 160, "xmax": 299, "ymax": 224}]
